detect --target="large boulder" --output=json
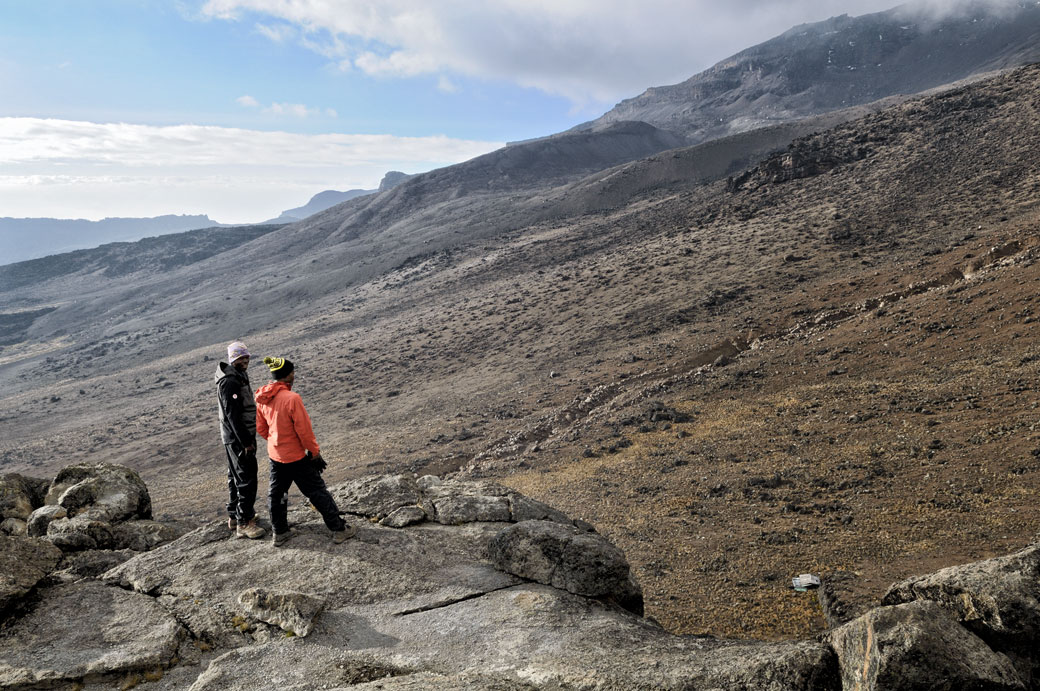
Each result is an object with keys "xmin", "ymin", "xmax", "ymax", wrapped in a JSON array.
[
  {"xmin": 0, "ymin": 536, "xmax": 62, "ymax": 618},
  {"xmin": 882, "ymin": 543, "xmax": 1040, "ymax": 685},
  {"xmin": 830, "ymin": 599, "xmax": 1024, "ymax": 690},
  {"xmin": 0, "ymin": 581, "xmax": 183, "ymax": 688},
  {"xmin": 45, "ymin": 462, "xmax": 151, "ymax": 523},
  {"xmin": 488, "ymin": 519, "xmax": 642, "ymax": 613}
]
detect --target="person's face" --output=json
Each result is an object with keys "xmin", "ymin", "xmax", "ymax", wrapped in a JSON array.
[
  {"xmin": 285, "ymin": 371, "xmax": 296, "ymax": 386},
  {"xmin": 234, "ymin": 356, "xmax": 250, "ymax": 371}
]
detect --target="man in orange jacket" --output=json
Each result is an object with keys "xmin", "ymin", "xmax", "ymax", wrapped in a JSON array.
[{"xmin": 255, "ymin": 356, "xmax": 354, "ymax": 546}]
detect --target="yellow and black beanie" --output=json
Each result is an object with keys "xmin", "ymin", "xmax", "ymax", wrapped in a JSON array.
[{"xmin": 263, "ymin": 356, "xmax": 294, "ymax": 380}]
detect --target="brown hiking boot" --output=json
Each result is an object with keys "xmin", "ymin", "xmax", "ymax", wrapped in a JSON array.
[
  {"xmin": 332, "ymin": 524, "xmax": 357, "ymax": 544},
  {"xmin": 236, "ymin": 519, "xmax": 266, "ymax": 539}
]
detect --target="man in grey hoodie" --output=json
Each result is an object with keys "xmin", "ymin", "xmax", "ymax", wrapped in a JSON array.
[{"xmin": 215, "ymin": 341, "xmax": 266, "ymax": 539}]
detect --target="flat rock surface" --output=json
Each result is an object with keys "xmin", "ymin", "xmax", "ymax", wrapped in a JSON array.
[
  {"xmin": 0, "ymin": 580, "xmax": 183, "ymax": 689},
  {"xmin": 104, "ymin": 506, "xmax": 837, "ymax": 689}
]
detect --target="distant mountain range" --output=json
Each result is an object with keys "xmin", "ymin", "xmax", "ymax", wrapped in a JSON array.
[
  {"xmin": 0, "ymin": 215, "xmax": 225, "ymax": 266},
  {"xmin": 0, "ymin": 171, "xmax": 415, "ymax": 266}
]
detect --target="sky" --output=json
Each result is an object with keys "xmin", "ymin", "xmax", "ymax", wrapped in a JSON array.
[{"xmin": 0, "ymin": 0, "xmax": 996, "ymax": 224}]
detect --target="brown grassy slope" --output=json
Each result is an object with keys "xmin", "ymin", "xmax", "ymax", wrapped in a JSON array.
[{"xmin": 1, "ymin": 65, "xmax": 1039, "ymax": 641}]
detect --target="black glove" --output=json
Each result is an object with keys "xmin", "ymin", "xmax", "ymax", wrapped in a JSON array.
[{"xmin": 312, "ymin": 454, "xmax": 327, "ymax": 473}]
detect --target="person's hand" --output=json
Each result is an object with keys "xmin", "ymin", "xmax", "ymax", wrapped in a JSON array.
[{"xmin": 312, "ymin": 454, "xmax": 327, "ymax": 473}]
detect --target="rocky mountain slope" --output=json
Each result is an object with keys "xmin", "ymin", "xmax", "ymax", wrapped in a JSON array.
[
  {"xmin": 581, "ymin": 0, "xmax": 1040, "ymax": 143},
  {"xmin": 2, "ymin": 40, "xmax": 1040, "ymax": 655}
]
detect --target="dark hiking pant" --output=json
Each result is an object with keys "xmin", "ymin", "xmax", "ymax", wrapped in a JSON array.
[
  {"xmin": 269, "ymin": 457, "xmax": 345, "ymax": 535},
  {"xmin": 225, "ymin": 442, "xmax": 258, "ymax": 523}
]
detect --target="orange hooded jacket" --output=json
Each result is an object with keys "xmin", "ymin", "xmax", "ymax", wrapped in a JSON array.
[{"xmin": 254, "ymin": 380, "xmax": 320, "ymax": 463}]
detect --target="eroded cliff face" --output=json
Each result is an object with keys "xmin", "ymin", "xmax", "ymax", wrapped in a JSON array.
[{"xmin": 1, "ymin": 463, "xmax": 1038, "ymax": 690}]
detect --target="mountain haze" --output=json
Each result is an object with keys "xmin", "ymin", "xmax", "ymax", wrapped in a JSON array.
[
  {"xmin": 0, "ymin": 214, "xmax": 221, "ymax": 266},
  {"xmin": 2, "ymin": 6, "xmax": 1040, "ymax": 646}
]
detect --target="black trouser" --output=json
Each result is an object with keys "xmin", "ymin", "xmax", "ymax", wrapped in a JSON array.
[
  {"xmin": 225, "ymin": 442, "xmax": 258, "ymax": 523},
  {"xmin": 269, "ymin": 457, "xmax": 345, "ymax": 535}
]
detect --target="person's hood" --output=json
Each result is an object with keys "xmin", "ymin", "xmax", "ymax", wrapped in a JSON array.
[
  {"xmin": 215, "ymin": 361, "xmax": 249, "ymax": 386},
  {"xmin": 255, "ymin": 380, "xmax": 291, "ymax": 405}
]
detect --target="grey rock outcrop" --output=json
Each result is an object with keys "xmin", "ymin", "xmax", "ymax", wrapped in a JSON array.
[
  {"xmin": 0, "ymin": 535, "xmax": 62, "ymax": 618},
  {"xmin": 0, "ymin": 581, "xmax": 183, "ymax": 689},
  {"xmin": 8, "ymin": 465, "xmax": 1040, "ymax": 690},
  {"xmin": 45, "ymin": 462, "xmax": 151, "ymax": 523},
  {"xmin": 830, "ymin": 599, "xmax": 1024, "ymax": 690},
  {"xmin": 27, "ymin": 463, "xmax": 180, "ymax": 553},
  {"xmin": 489, "ymin": 519, "xmax": 641, "ymax": 613},
  {"xmin": 238, "ymin": 588, "xmax": 325, "ymax": 637},
  {"xmin": 97, "ymin": 475, "xmax": 839, "ymax": 689},
  {"xmin": 883, "ymin": 542, "xmax": 1040, "ymax": 686}
]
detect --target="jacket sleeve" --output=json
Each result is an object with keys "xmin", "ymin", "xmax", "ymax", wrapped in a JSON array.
[
  {"xmin": 290, "ymin": 395, "xmax": 321, "ymax": 458},
  {"xmin": 255, "ymin": 402, "xmax": 269, "ymax": 440},
  {"xmin": 217, "ymin": 378, "xmax": 254, "ymax": 448}
]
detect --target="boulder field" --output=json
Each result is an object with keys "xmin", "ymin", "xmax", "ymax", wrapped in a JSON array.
[{"xmin": 0, "ymin": 464, "xmax": 1037, "ymax": 690}]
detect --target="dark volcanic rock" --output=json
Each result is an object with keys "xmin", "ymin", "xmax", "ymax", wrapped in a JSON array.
[{"xmin": 830, "ymin": 599, "xmax": 1024, "ymax": 690}]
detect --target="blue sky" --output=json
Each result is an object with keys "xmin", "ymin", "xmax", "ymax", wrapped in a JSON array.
[{"xmin": 0, "ymin": 0, "xmax": 970, "ymax": 224}]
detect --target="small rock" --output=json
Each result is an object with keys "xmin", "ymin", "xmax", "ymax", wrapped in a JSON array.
[
  {"xmin": 380, "ymin": 506, "xmax": 427, "ymax": 528},
  {"xmin": 0, "ymin": 518, "xmax": 27, "ymax": 536},
  {"xmin": 237, "ymin": 588, "xmax": 325, "ymax": 637},
  {"xmin": 27, "ymin": 504, "xmax": 67, "ymax": 537}
]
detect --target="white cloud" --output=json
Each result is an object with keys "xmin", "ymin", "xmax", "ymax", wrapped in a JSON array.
[
  {"xmin": 0, "ymin": 117, "xmax": 502, "ymax": 223},
  {"xmin": 255, "ymin": 21, "xmax": 296, "ymax": 42},
  {"xmin": 437, "ymin": 75, "xmax": 459, "ymax": 94},
  {"xmin": 238, "ymin": 96, "xmax": 335, "ymax": 118},
  {"xmin": 200, "ymin": 0, "xmax": 1027, "ymax": 104}
]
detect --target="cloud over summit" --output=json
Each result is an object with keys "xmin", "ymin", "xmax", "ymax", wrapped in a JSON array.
[{"xmin": 200, "ymin": 0, "xmax": 1024, "ymax": 104}]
